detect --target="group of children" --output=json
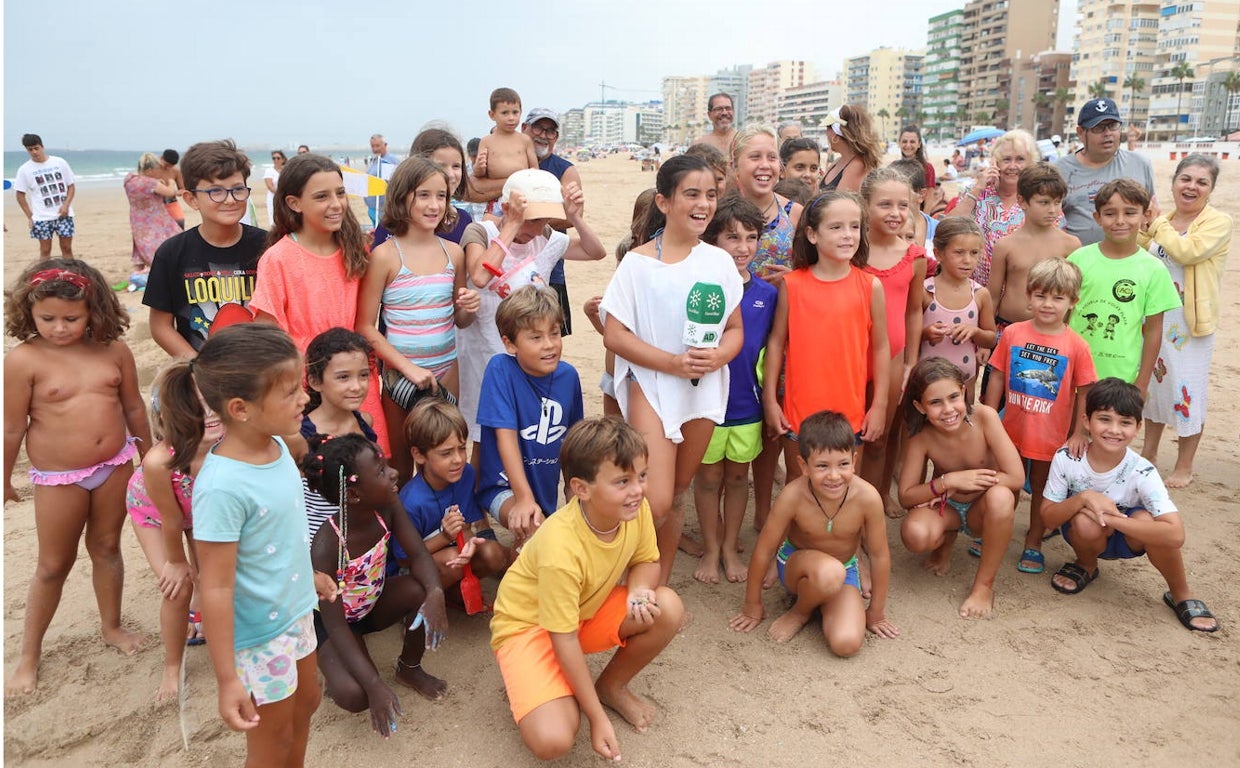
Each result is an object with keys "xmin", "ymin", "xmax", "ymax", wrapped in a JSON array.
[{"xmin": 2, "ymin": 110, "xmax": 1221, "ymax": 765}]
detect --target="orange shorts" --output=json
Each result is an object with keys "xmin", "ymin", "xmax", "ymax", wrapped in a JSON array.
[
  {"xmin": 165, "ymin": 199, "xmax": 184, "ymax": 222},
  {"xmin": 495, "ymin": 585, "xmax": 628, "ymax": 723}
]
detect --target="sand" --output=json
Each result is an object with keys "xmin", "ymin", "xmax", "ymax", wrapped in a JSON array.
[{"xmin": 4, "ymin": 153, "xmax": 1240, "ymax": 767}]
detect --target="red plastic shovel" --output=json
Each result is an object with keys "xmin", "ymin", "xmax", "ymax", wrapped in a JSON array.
[{"xmin": 456, "ymin": 531, "xmax": 489, "ymax": 615}]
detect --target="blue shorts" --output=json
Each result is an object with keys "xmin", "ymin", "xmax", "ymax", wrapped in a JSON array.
[
  {"xmin": 30, "ymin": 217, "xmax": 74, "ymax": 240},
  {"xmin": 775, "ymin": 540, "xmax": 860, "ymax": 594},
  {"xmin": 1061, "ymin": 507, "xmax": 1145, "ymax": 560},
  {"xmin": 943, "ymin": 496, "xmax": 976, "ymax": 537}
]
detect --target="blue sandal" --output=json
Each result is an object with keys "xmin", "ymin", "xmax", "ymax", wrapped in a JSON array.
[{"xmin": 1017, "ymin": 548, "xmax": 1045, "ymax": 574}]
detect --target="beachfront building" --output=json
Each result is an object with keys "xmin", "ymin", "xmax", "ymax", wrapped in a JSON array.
[
  {"xmin": 1200, "ymin": 67, "xmax": 1240, "ymax": 138},
  {"xmin": 845, "ymin": 48, "xmax": 924, "ymax": 142},
  {"xmin": 959, "ymin": 0, "xmax": 1059, "ymax": 128},
  {"xmin": 777, "ymin": 79, "xmax": 845, "ymax": 143},
  {"xmin": 1146, "ymin": 0, "xmax": 1240, "ymax": 140},
  {"xmin": 922, "ymin": 9, "xmax": 965, "ymax": 144},
  {"xmin": 571, "ymin": 101, "xmax": 663, "ymax": 147},
  {"xmin": 662, "ymin": 74, "xmax": 711, "ymax": 145},
  {"xmin": 1009, "ymin": 51, "xmax": 1074, "ymax": 138},
  {"xmin": 1070, "ymin": 0, "xmax": 1159, "ymax": 134},
  {"xmin": 747, "ymin": 61, "xmax": 818, "ymax": 125},
  {"xmin": 560, "ymin": 109, "xmax": 585, "ymax": 148}
]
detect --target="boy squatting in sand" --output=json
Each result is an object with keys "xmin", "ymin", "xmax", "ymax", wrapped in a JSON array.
[
  {"xmin": 473, "ymin": 87, "xmax": 538, "ymax": 185},
  {"xmin": 730, "ymin": 411, "xmax": 898, "ymax": 655}
]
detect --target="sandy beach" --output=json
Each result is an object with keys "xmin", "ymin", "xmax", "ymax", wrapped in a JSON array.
[{"xmin": 4, "ymin": 152, "xmax": 1239, "ymax": 767}]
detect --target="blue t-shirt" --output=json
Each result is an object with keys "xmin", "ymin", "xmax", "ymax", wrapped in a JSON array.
[
  {"xmin": 393, "ymin": 464, "xmax": 484, "ymax": 563},
  {"xmin": 539, "ymin": 154, "xmax": 574, "ymax": 285},
  {"xmin": 477, "ymin": 354, "xmax": 583, "ymax": 515},
  {"xmin": 192, "ymin": 437, "xmax": 317, "ymax": 649},
  {"xmin": 725, "ymin": 277, "xmax": 778, "ymax": 425}
]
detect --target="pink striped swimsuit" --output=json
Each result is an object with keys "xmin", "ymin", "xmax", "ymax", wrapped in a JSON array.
[{"xmin": 382, "ymin": 238, "xmax": 457, "ymax": 377}]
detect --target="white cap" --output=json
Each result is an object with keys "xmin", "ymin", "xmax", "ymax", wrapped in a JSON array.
[
  {"xmin": 1051, "ymin": 134, "xmax": 1062, "ymax": 143},
  {"xmin": 500, "ymin": 169, "xmax": 565, "ymax": 219}
]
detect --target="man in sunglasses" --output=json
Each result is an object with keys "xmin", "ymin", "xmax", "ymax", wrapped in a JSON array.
[{"xmin": 694, "ymin": 93, "xmax": 737, "ymax": 155}]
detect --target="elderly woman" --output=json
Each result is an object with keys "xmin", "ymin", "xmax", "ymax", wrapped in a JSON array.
[
  {"xmin": 820, "ymin": 105, "xmax": 884, "ymax": 193},
  {"xmin": 1137, "ymin": 154, "xmax": 1231, "ymax": 488},
  {"xmin": 950, "ymin": 129, "xmax": 1039, "ymax": 285},
  {"xmin": 123, "ymin": 152, "xmax": 181, "ymax": 270}
]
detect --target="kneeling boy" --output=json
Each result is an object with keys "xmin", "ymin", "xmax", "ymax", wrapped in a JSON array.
[
  {"xmin": 490, "ymin": 418, "xmax": 683, "ymax": 761},
  {"xmin": 1041, "ymin": 378, "xmax": 1218, "ymax": 632},
  {"xmin": 730, "ymin": 411, "xmax": 898, "ymax": 655}
]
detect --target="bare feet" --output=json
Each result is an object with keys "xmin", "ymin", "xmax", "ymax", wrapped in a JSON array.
[
  {"xmin": 597, "ymin": 684, "xmax": 656, "ymax": 732},
  {"xmin": 102, "ymin": 626, "xmax": 146, "ymax": 656},
  {"xmin": 693, "ymin": 551, "xmax": 721, "ymax": 584},
  {"xmin": 677, "ymin": 532, "xmax": 704, "ymax": 558},
  {"xmin": 5, "ymin": 658, "xmax": 39, "ymax": 697},
  {"xmin": 768, "ymin": 609, "xmax": 811, "ymax": 643},
  {"xmin": 883, "ymin": 495, "xmax": 906, "ymax": 519},
  {"xmin": 395, "ymin": 659, "xmax": 447, "ymax": 700},
  {"xmin": 761, "ymin": 559, "xmax": 780, "ymax": 589},
  {"xmin": 722, "ymin": 550, "xmax": 748, "ymax": 583},
  {"xmin": 1165, "ymin": 468, "xmax": 1194, "ymax": 488},
  {"xmin": 924, "ymin": 542, "xmax": 953, "ymax": 577},
  {"xmin": 959, "ymin": 583, "xmax": 995, "ymax": 619},
  {"xmin": 156, "ymin": 665, "xmax": 180, "ymax": 702}
]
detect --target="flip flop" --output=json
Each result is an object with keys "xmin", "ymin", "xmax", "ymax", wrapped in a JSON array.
[
  {"xmin": 1051, "ymin": 562, "xmax": 1099, "ymax": 594},
  {"xmin": 1017, "ymin": 548, "xmax": 1045, "ymax": 574},
  {"xmin": 967, "ymin": 537, "xmax": 982, "ymax": 558},
  {"xmin": 1162, "ymin": 592, "xmax": 1219, "ymax": 633}
]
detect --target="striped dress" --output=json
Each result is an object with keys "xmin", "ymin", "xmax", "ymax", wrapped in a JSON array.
[{"xmin": 382, "ymin": 238, "xmax": 458, "ymax": 377}]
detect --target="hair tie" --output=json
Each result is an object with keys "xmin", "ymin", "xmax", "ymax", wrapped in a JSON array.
[
  {"xmin": 28, "ymin": 268, "xmax": 90, "ymax": 292},
  {"xmin": 315, "ymin": 454, "xmax": 324, "ymax": 461},
  {"xmin": 347, "ymin": 474, "xmax": 358, "ymax": 484}
]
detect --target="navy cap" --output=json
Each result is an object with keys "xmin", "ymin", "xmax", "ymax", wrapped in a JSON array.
[{"xmin": 1077, "ymin": 98, "xmax": 1121, "ymax": 129}]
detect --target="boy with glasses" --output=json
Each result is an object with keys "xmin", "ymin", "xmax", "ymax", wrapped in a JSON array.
[
  {"xmin": 144, "ymin": 139, "xmax": 266, "ymax": 357},
  {"xmin": 1055, "ymin": 98, "xmax": 1155, "ymax": 245}
]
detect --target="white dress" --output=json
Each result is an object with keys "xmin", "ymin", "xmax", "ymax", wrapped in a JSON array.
[{"xmin": 1143, "ymin": 240, "xmax": 1213, "ymax": 436}]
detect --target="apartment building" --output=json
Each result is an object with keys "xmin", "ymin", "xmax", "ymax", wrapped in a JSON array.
[
  {"xmin": 1071, "ymin": 0, "xmax": 1160, "ymax": 131},
  {"xmin": 661, "ymin": 75, "xmax": 711, "ymax": 144},
  {"xmin": 923, "ymin": 9, "xmax": 965, "ymax": 142},
  {"xmin": 777, "ymin": 79, "xmax": 845, "ymax": 142},
  {"xmin": 747, "ymin": 60, "xmax": 818, "ymax": 125},
  {"xmin": 845, "ymin": 48, "xmax": 925, "ymax": 141},
  {"xmin": 1147, "ymin": 0, "xmax": 1240, "ymax": 139},
  {"xmin": 1009, "ymin": 51, "xmax": 1074, "ymax": 137},
  {"xmin": 959, "ymin": 0, "xmax": 1059, "ymax": 126}
]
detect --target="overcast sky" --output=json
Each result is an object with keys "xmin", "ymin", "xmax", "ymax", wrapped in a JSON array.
[{"xmin": 3, "ymin": 0, "xmax": 1078, "ymax": 151}]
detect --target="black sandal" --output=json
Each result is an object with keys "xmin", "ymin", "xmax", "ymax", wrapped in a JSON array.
[
  {"xmin": 1051, "ymin": 562, "xmax": 1099, "ymax": 595},
  {"xmin": 1163, "ymin": 592, "xmax": 1219, "ymax": 633}
]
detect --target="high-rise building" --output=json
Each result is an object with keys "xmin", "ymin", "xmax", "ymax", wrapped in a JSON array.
[
  {"xmin": 1147, "ymin": 0, "xmax": 1240, "ymax": 140},
  {"xmin": 1070, "ymin": 0, "xmax": 1159, "ymax": 133},
  {"xmin": 959, "ymin": 0, "xmax": 1059, "ymax": 127},
  {"xmin": 777, "ymin": 79, "xmax": 845, "ymax": 142},
  {"xmin": 844, "ymin": 48, "xmax": 924, "ymax": 141},
  {"xmin": 572, "ymin": 101, "xmax": 664, "ymax": 146},
  {"xmin": 747, "ymin": 60, "xmax": 818, "ymax": 125},
  {"xmin": 1009, "ymin": 51, "xmax": 1074, "ymax": 138},
  {"xmin": 923, "ymin": 9, "xmax": 965, "ymax": 143},
  {"xmin": 662, "ymin": 75, "xmax": 711, "ymax": 144}
]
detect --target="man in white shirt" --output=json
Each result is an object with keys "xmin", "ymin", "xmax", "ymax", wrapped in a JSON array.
[{"xmin": 14, "ymin": 133, "xmax": 76, "ymax": 257}]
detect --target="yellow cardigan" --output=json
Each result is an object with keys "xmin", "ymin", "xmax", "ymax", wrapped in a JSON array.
[{"xmin": 1138, "ymin": 204, "xmax": 1232, "ymax": 336}]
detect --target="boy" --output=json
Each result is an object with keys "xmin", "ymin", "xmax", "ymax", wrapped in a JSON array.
[
  {"xmin": 983, "ymin": 259, "xmax": 1097, "ymax": 574},
  {"xmin": 730, "ymin": 411, "xmax": 898, "ymax": 655},
  {"xmin": 143, "ymin": 139, "xmax": 265, "ymax": 357},
  {"xmin": 473, "ymin": 87, "xmax": 538, "ymax": 185},
  {"xmin": 397, "ymin": 398, "xmax": 513, "ymax": 588},
  {"xmin": 490, "ymin": 418, "xmax": 684, "ymax": 760},
  {"xmin": 693, "ymin": 198, "xmax": 777, "ymax": 584},
  {"xmin": 14, "ymin": 133, "xmax": 76, "ymax": 258},
  {"xmin": 1041, "ymin": 378, "xmax": 1218, "ymax": 632},
  {"xmin": 1067, "ymin": 179, "xmax": 1179, "ymax": 390},
  {"xmin": 156, "ymin": 148, "xmax": 186, "ymax": 229},
  {"xmin": 988, "ymin": 164, "xmax": 1081, "ymax": 329},
  {"xmin": 477, "ymin": 285, "xmax": 584, "ymax": 546}
]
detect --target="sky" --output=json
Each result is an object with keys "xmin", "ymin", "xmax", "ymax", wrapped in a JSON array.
[{"xmin": 3, "ymin": 0, "xmax": 1078, "ymax": 152}]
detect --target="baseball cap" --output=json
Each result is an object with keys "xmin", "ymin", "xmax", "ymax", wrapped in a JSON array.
[
  {"xmin": 523, "ymin": 108, "xmax": 560, "ymax": 129},
  {"xmin": 1051, "ymin": 134, "xmax": 1062, "ymax": 144},
  {"xmin": 501, "ymin": 169, "xmax": 566, "ymax": 219},
  {"xmin": 1077, "ymin": 98, "xmax": 1121, "ymax": 129}
]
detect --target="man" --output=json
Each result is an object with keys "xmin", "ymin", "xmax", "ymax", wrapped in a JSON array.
[
  {"xmin": 694, "ymin": 93, "xmax": 737, "ymax": 155},
  {"xmin": 297, "ymin": 144, "xmax": 310, "ymax": 154},
  {"xmin": 14, "ymin": 133, "xmax": 75, "ymax": 257},
  {"xmin": 466, "ymin": 108, "xmax": 584, "ymax": 335},
  {"xmin": 777, "ymin": 122, "xmax": 802, "ymax": 146},
  {"xmin": 156, "ymin": 149, "xmax": 186, "ymax": 229},
  {"xmin": 365, "ymin": 133, "xmax": 398, "ymax": 226},
  {"xmin": 1055, "ymin": 98, "xmax": 1155, "ymax": 245}
]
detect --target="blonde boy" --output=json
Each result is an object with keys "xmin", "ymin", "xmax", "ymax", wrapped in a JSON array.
[{"xmin": 474, "ymin": 87, "xmax": 539, "ymax": 183}]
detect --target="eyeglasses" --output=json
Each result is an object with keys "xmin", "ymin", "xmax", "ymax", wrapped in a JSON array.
[
  {"xmin": 529, "ymin": 123, "xmax": 559, "ymax": 137},
  {"xmin": 710, "ymin": 106, "xmax": 734, "ymax": 113},
  {"xmin": 1087, "ymin": 121, "xmax": 1122, "ymax": 135},
  {"xmin": 192, "ymin": 186, "xmax": 252, "ymax": 203}
]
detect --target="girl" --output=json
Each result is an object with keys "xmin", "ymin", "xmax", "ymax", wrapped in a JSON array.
[
  {"xmin": 355, "ymin": 157, "xmax": 480, "ymax": 480},
  {"xmin": 858, "ymin": 167, "xmax": 927, "ymax": 517},
  {"xmin": 920, "ymin": 218, "xmax": 996, "ymax": 400},
  {"xmin": 249, "ymin": 153, "xmax": 390, "ymax": 454},
  {"xmin": 897, "ymin": 124, "xmax": 936, "ymax": 192},
  {"xmin": 126, "ymin": 364, "xmax": 223, "ymax": 700},
  {"xmin": 780, "ymin": 138, "xmax": 823, "ymax": 190},
  {"xmin": 897, "ymin": 358, "xmax": 1022, "ymax": 619},
  {"xmin": 821, "ymin": 105, "xmax": 884, "ymax": 193},
  {"xmin": 601, "ymin": 155, "xmax": 744, "ymax": 587},
  {"xmin": 372, "ymin": 129, "xmax": 475, "ymax": 248},
  {"xmin": 4, "ymin": 259, "xmax": 151, "ymax": 696},
  {"xmin": 304, "ymin": 433, "xmax": 462, "ymax": 735}
]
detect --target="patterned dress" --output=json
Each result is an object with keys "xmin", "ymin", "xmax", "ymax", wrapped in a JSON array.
[
  {"xmin": 1144, "ymin": 240, "xmax": 1212, "ymax": 436},
  {"xmin": 124, "ymin": 172, "xmax": 180, "ymax": 268}
]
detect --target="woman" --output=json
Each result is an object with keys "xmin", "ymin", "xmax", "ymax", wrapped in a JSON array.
[
  {"xmin": 123, "ymin": 153, "xmax": 181, "ymax": 270},
  {"xmin": 950, "ymin": 129, "xmax": 1038, "ymax": 285},
  {"xmin": 898, "ymin": 124, "xmax": 935, "ymax": 190},
  {"xmin": 1138, "ymin": 154, "xmax": 1231, "ymax": 488},
  {"xmin": 820, "ymin": 105, "xmax": 884, "ymax": 193},
  {"xmin": 264, "ymin": 150, "xmax": 286, "ymax": 227}
]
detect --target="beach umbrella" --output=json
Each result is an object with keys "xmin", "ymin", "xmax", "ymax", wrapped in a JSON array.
[
  {"xmin": 958, "ymin": 127, "xmax": 1005, "ymax": 145},
  {"xmin": 339, "ymin": 166, "xmax": 388, "ymax": 198},
  {"xmin": 3, "ymin": 179, "xmax": 12, "ymax": 190}
]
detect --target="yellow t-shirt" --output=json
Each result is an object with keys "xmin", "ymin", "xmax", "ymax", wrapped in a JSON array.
[{"xmin": 489, "ymin": 497, "xmax": 659, "ymax": 651}]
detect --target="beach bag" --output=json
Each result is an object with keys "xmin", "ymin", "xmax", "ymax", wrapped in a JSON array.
[{"xmin": 381, "ymin": 367, "xmax": 458, "ymax": 411}]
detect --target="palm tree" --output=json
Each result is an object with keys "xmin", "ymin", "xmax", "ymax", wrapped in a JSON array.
[
  {"xmin": 1221, "ymin": 70, "xmax": 1240, "ymax": 133},
  {"xmin": 974, "ymin": 110, "xmax": 992, "ymax": 126},
  {"xmin": 1123, "ymin": 74, "xmax": 1146, "ymax": 115},
  {"xmin": 876, "ymin": 108, "xmax": 891, "ymax": 139},
  {"xmin": 1170, "ymin": 61, "xmax": 1196, "ymax": 136},
  {"xmin": 1088, "ymin": 78, "xmax": 1110, "ymax": 99},
  {"xmin": 1053, "ymin": 87, "xmax": 1072, "ymax": 134}
]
